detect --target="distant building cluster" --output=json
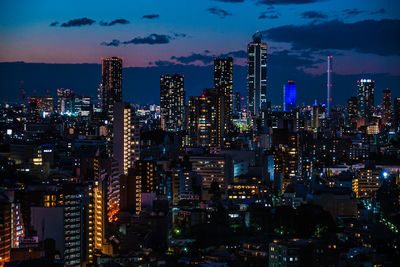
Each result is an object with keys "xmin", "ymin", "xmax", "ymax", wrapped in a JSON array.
[{"xmin": 0, "ymin": 32, "xmax": 399, "ymax": 266}]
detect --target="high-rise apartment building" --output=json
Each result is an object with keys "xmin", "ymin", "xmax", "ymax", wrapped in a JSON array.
[
  {"xmin": 188, "ymin": 89, "xmax": 219, "ymax": 148},
  {"xmin": 113, "ymin": 102, "xmax": 140, "ymax": 176},
  {"xmin": 357, "ymin": 79, "xmax": 375, "ymax": 121},
  {"xmin": 247, "ymin": 32, "xmax": 267, "ymax": 115},
  {"xmin": 135, "ymin": 160, "xmax": 157, "ymax": 193},
  {"xmin": 119, "ymin": 169, "xmax": 141, "ymax": 216},
  {"xmin": 283, "ymin": 80, "xmax": 296, "ymax": 112},
  {"xmin": 160, "ymin": 74, "xmax": 185, "ymax": 132}
]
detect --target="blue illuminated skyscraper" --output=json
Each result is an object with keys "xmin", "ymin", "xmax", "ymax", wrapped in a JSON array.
[{"xmin": 283, "ymin": 80, "xmax": 296, "ymax": 112}]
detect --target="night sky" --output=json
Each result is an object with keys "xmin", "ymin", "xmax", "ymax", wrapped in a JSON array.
[{"xmin": 0, "ymin": 0, "xmax": 399, "ymax": 105}]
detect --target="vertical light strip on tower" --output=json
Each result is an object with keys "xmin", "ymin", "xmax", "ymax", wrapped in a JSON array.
[{"xmin": 327, "ymin": 56, "xmax": 333, "ymax": 118}]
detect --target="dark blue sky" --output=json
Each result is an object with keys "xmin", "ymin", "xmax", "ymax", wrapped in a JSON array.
[{"xmin": 0, "ymin": 0, "xmax": 399, "ymax": 105}]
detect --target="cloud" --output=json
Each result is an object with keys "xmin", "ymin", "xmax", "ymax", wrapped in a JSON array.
[
  {"xmin": 257, "ymin": 0, "xmax": 323, "ymax": 5},
  {"xmin": 301, "ymin": 11, "xmax": 327, "ymax": 19},
  {"xmin": 60, "ymin": 17, "xmax": 96, "ymax": 27},
  {"xmin": 152, "ymin": 60, "xmax": 177, "ymax": 67},
  {"xmin": 206, "ymin": 7, "xmax": 232, "ymax": 18},
  {"xmin": 258, "ymin": 12, "xmax": 279, "ymax": 19},
  {"xmin": 122, "ymin": 34, "xmax": 171, "ymax": 45},
  {"xmin": 49, "ymin": 21, "xmax": 58, "ymax": 27},
  {"xmin": 99, "ymin": 19, "xmax": 130, "ymax": 26},
  {"xmin": 100, "ymin": 39, "xmax": 120, "ymax": 47},
  {"xmin": 268, "ymin": 49, "xmax": 322, "ymax": 69},
  {"xmin": 370, "ymin": 8, "xmax": 386, "ymax": 15},
  {"xmin": 101, "ymin": 33, "xmax": 187, "ymax": 46},
  {"xmin": 143, "ymin": 14, "xmax": 160, "ymax": 19},
  {"xmin": 262, "ymin": 19, "xmax": 400, "ymax": 56},
  {"xmin": 172, "ymin": 53, "xmax": 214, "ymax": 64},
  {"xmin": 173, "ymin": 33, "xmax": 187, "ymax": 38},
  {"xmin": 170, "ymin": 50, "xmax": 247, "ymax": 64},
  {"xmin": 342, "ymin": 8, "xmax": 365, "ymax": 17},
  {"xmin": 258, "ymin": 6, "xmax": 280, "ymax": 19}
]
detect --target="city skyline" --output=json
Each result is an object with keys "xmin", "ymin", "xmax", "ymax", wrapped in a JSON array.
[
  {"xmin": 0, "ymin": 0, "xmax": 399, "ymax": 106},
  {"xmin": 0, "ymin": 1, "xmax": 400, "ymax": 266}
]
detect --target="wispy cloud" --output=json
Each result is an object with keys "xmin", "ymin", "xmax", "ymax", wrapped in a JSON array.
[
  {"xmin": 60, "ymin": 18, "xmax": 96, "ymax": 27},
  {"xmin": 143, "ymin": 14, "xmax": 160, "ymax": 19},
  {"xmin": 206, "ymin": 7, "xmax": 232, "ymax": 18},
  {"xmin": 99, "ymin": 19, "xmax": 130, "ymax": 26},
  {"xmin": 101, "ymin": 33, "xmax": 187, "ymax": 47}
]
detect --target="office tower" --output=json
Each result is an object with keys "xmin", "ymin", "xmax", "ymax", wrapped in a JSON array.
[
  {"xmin": 394, "ymin": 97, "xmax": 400, "ymax": 129},
  {"xmin": 113, "ymin": 102, "xmax": 140, "ymax": 176},
  {"xmin": 283, "ymin": 80, "xmax": 296, "ymax": 112},
  {"xmin": 247, "ymin": 32, "xmax": 267, "ymax": 115},
  {"xmin": 101, "ymin": 57, "xmax": 123, "ymax": 121},
  {"xmin": 327, "ymin": 56, "xmax": 333, "ymax": 118},
  {"xmin": 347, "ymin": 97, "xmax": 358, "ymax": 118},
  {"xmin": 160, "ymin": 74, "xmax": 185, "ymax": 132},
  {"xmin": 357, "ymin": 79, "xmax": 375, "ymax": 121},
  {"xmin": 381, "ymin": 88, "xmax": 392, "ymax": 126},
  {"xmin": 311, "ymin": 100, "xmax": 320, "ymax": 129},
  {"xmin": 57, "ymin": 88, "xmax": 72, "ymax": 114},
  {"xmin": 352, "ymin": 169, "xmax": 380, "ymax": 199},
  {"xmin": 214, "ymin": 57, "xmax": 233, "ymax": 131},
  {"xmin": 188, "ymin": 89, "xmax": 219, "ymax": 148}
]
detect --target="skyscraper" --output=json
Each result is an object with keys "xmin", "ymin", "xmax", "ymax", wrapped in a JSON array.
[
  {"xmin": 312, "ymin": 100, "xmax": 320, "ymax": 129},
  {"xmin": 188, "ymin": 89, "xmax": 219, "ymax": 148},
  {"xmin": 160, "ymin": 74, "xmax": 185, "ymax": 132},
  {"xmin": 357, "ymin": 79, "xmax": 375, "ymax": 121},
  {"xmin": 101, "ymin": 57, "xmax": 123, "ymax": 120},
  {"xmin": 327, "ymin": 56, "xmax": 333, "ymax": 118},
  {"xmin": 214, "ymin": 57, "xmax": 233, "ymax": 132},
  {"xmin": 247, "ymin": 32, "xmax": 267, "ymax": 115},
  {"xmin": 381, "ymin": 88, "xmax": 392, "ymax": 126},
  {"xmin": 283, "ymin": 80, "xmax": 296, "ymax": 112},
  {"xmin": 113, "ymin": 102, "xmax": 140, "ymax": 175}
]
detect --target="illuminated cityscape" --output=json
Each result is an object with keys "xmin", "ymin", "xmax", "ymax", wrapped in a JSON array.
[{"xmin": 0, "ymin": 0, "xmax": 399, "ymax": 266}]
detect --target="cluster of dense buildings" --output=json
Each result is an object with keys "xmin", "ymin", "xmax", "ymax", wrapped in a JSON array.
[{"xmin": 0, "ymin": 33, "xmax": 399, "ymax": 266}]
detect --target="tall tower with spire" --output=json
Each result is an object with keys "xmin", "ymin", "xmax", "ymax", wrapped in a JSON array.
[{"xmin": 327, "ymin": 56, "xmax": 333, "ymax": 118}]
